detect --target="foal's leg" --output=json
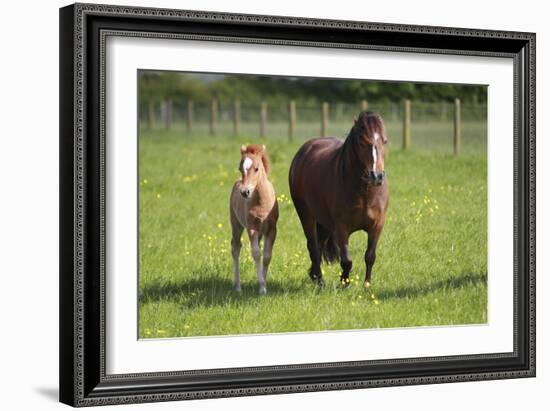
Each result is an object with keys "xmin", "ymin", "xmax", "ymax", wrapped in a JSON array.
[
  {"xmin": 230, "ymin": 211, "xmax": 244, "ymax": 293},
  {"xmin": 262, "ymin": 227, "xmax": 277, "ymax": 283},
  {"xmin": 364, "ymin": 225, "xmax": 383, "ymax": 285},
  {"xmin": 336, "ymin": 230, "xmax": 352, "ymax": 288},
  {"xmin": 248, "ymin": 229, "xmax": 266, "ymax": 295}
]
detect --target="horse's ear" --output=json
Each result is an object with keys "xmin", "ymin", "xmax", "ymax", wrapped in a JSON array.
[
  {"xmin": 261, "ymin": 149, "xmax": 271, "ymax": 175},
  {"xmin": 353, "ymin": 116, "xmax": 358, "ymax": 124},
  {"xmin": 262, "ymin": 144, "xmax": 266, "ymax": 152},
  {"xmin": 240, "ymin": 145, "xmax": 247, "ymax": 154}
]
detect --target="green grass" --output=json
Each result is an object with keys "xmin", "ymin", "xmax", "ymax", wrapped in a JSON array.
[{"xmin": 138, "ymin": 121, "xmax": 487, "ymax": 338}]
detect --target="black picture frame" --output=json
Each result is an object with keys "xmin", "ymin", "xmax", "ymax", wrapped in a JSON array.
[{"xmin": 59, "ymin": 3, "xmax": 536, "ymax": 407}]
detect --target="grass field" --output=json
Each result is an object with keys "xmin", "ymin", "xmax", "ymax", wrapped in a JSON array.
[{"xmin": 138, "ymin": 121, "xmax": 487, "ymax": 338}]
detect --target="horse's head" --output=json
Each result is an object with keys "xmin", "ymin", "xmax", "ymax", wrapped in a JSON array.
[
  {"xmin": 238, "ymin": 144, "xmax": 271, "ymax": 198},
  {"xmin": 352, "ymin": 111, "xmax": 388, "ymax": 186}
]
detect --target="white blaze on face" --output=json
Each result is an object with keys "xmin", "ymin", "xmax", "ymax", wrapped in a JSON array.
[
  {"xmin": 372, "ymin": 132, "xmax": 380, "ymax": 174},
  {"xmin": 242, "ymin": 157, "xmax": 253, "ymax": 176}
]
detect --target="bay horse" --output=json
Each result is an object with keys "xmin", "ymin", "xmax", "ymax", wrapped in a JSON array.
[
  {"xmin": 230, "ymin": 144, "xmax": 279, "ymax": 294},
  {"xmin": 288, "ymin": 111, "xmax": 389, "ymax": 287}
]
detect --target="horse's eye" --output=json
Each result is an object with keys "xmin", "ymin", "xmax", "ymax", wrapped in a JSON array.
[{"xmin": 255, "ymin": 167, "xmax": 259, "ymax": 172}]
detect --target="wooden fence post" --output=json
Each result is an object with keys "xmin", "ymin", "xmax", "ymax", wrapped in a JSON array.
[
  {"xmin": 186, "ymin": 100, "xmax": 193, "ymax": 134},
  {"xmin": 160, "ymin": 101, "xmax": 166, "ymax": 128},
  {"xmin": 453, "ymin": 98, "xmax": 461, "ymax": 155},
  {"xmin": 402, "ymin": 99, "xmax": 411, "ymax": 149},
  {"xmin": 233, "ymin": 100, "xmax": 241, "ymax": 136},
  {"xmin": 210, "ymin": 99, "xmax": 218, "ymax": 136},
  {"xmin": 147, "ymin": 100, "xmax": 155, "ymax": 129},
  {"xmin": 361, "ymin": 99, "xmax": 369, "ymax": 111},
  {"xmin": 288, "ymin": 100, "xmax": 296, "ymax": 141},
  {"xmin": 321, "ymin": 101, "xmax": 329, "ymax": 137},
  {"xmin": 260, "ymin": 101, "xmax": 267, "ymax": 138},
  {"xmin": 164, "ymin": 98, "xmax": 173, "ymax": 130}
]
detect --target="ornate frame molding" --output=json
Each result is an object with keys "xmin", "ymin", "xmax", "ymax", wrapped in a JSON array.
[{"xmin": 60, "ymin": 3, "xmax": 535, "ymax": 407}]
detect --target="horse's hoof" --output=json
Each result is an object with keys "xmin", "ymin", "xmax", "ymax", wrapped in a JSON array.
[
  {"xmin": 339, "ymin": 278, "xmax": 351, "ymax": 289},
  {"xmin": 316, "ymin": 278, "xmax": 326, "ymax": 288},
  {"xmin": 234, "ymin": 286, "xmax": 242, "ymax": 294},
  {"xmin": 258, "ymin": 287, "xmax": 267, "ymax": 295}
]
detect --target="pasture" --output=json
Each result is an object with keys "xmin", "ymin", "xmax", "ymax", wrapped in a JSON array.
[{"xmin": 138, "ymin": 120, "xmax": 487, "ymax": 338}]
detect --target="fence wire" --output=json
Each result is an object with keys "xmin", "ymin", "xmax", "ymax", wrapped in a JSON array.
[{"xmin": 140, "ymin": 99, "xmax": 487, "ymax": 155}]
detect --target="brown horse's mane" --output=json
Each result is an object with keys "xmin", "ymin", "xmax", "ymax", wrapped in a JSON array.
[
  {"xmin": 348, "ymin": 111, "xmax": 388, "ymax": 145},
  {"xmin": 242, "ymin": 144, "xmax": 271, "ymax": 175},
  {"xmin": 341, "ymin": 111, "xmax": 388, "ymax": 191}
]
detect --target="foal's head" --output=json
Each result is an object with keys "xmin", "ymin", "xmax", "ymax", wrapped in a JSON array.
[
  {"xmin": 351, "ymin": 111, "xmax": 388, "ymax": 185},
  {"xmin": 238, "ymin": 144, "xmax": 271, "ymax": 198}
]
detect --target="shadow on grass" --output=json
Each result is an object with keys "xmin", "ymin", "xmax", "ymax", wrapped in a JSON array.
[
  {"xmin": 140, "ymin": 271, "xmax": 308, "ymax": 308},
  {"xmin": 376, "ymin": 271, "xmax": 487, "ymax": 301},
  {"xmin": 140, "ymin": 270, "xmax": 486, "ymax": 308}
]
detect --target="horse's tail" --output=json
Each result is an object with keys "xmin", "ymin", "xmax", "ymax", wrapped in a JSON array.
[{"xmin": 317, "ymin": 223, "xmax": 339, "ymax": 263}]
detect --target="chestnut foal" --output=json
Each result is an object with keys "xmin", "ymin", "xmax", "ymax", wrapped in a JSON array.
[{"xmin": 230, "ymin": 144, "xmax": 279, "ymax": 294}]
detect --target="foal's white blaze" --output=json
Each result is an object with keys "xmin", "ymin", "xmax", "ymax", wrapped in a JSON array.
[{"xmin": 242, "ymin": 157, "xmax": 253, "ymax": 176}]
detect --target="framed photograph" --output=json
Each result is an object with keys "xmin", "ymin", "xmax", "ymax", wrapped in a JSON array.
[{"xmin": 59, "ymin": 3, "xmax": 535, "ymax": 407}]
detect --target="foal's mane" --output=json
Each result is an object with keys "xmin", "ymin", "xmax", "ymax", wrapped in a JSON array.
[{"xmin": 242, "ymin": 144, "xmax": 271, "ymax": 175}]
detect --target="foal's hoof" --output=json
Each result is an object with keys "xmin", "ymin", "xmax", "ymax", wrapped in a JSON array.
[
  {"xmin": 234, "ymin": 285, "xmax": 242, "ymax": 294},
  {"xmin": 258, "ymin": 286, "xmax": 267, "ymax": 295}
]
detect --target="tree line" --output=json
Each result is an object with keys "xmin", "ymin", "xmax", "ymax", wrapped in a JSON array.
[{"xmin": 139, "ymin": 71, "xmax": 487, "ymax": 107}]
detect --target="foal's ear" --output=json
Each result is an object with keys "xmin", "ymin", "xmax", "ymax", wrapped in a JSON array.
[
  {"xmin": 261, "ymin": 149, "xmax": 271, "ymax": 176},
  {"xmin": 262, "ymin": 144, "xmax": 266, "ymax": 152},
  {"xmin": 240, "ymin": 145, "xmax": 247, "ymax": 154}
]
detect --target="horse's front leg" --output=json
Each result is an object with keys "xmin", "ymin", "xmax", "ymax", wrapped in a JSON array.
[
  {"xmin": 262, "ymin": 226, "xmax": 277, "ymax": 283},
  {"xmin": 248, "ymin": 229, "xmax": 266, "ymax": 295},
  {"xmin": 364, "ymin": 225, "xmax": 383, "ymax": 285},
  {"xmin": 306, "ymin": 229, "xmax": 323, "ymax": 286},
  {"xmin": 336, "ymin": 230, "xmax": 352, "ymax": 287}
]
